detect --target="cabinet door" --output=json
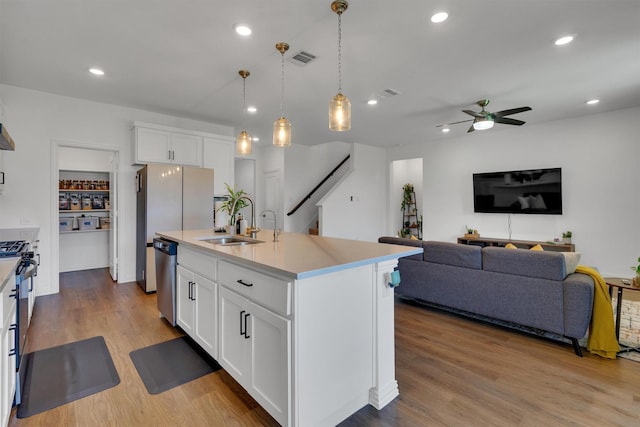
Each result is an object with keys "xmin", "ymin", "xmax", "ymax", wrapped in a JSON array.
[
  {"xmin": 135, "ymin": 127, "xmax": 172, "ymax": 164},
  {"xmin": 170, "ymin": 133, "xmax": 202, "ymax": 166},
  {"xmin": 247, "ymin": 300, "xmax": 291, "ymax": 427},
  {"xmin": 1, "ymin": 302, "xmax": 17, "ymax": 427},
  {"xmin": 218, "ymin": 286, "xmax": 250, "ymax": 385},
  {"xmin": 176, "ymin": 266, "xmax": 195, "ymax": 335},
  {"xmin": 193, "ymin": 274, "xmax": 217, "ymax": 358},
  {"xmin": 203, "ymin": 137, "xmax": 234, "ymax": 195}
]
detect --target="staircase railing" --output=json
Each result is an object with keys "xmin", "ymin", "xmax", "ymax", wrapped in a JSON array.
[{"xmin": 287, "ymin": 154, "xmax": 351, "ymax": 216}]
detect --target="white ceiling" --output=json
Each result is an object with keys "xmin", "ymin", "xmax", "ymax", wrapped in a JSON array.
[{"xmin": 1, "ymin": 0, "xmax": 639, "ymax": 148}]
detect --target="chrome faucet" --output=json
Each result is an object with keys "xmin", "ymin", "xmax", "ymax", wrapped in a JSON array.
[
  {"xmin": 260, "ymin": 209, "xmax": 279, "ymax": 242},
  {"xmin": 231, "ymin": 195, "xmax": 258, "ymax": 238}
]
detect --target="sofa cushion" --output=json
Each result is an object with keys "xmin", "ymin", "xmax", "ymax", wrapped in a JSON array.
[
  {"xmin": 378, "ymin": 236, "xmax": 423, "ymax": 261},
  {"xmin": 482, "ymin": 246, "xmax": 566, "ymax": 281},
  {"xmin": 423, "ymin": 241, "xmax": 482, "ymax": 270}
]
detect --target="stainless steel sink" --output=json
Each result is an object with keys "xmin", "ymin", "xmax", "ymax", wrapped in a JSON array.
[{"xmin": 197, "ymin": 236, "xmax": 264, "ymax": 246}]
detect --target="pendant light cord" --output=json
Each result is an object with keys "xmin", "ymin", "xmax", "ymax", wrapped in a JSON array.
[
  {"xmin": 280, "ymin": 52, "xmax": 285, "ymax": 116},
  {"xmin": 337, "ymin": 12, "xmax": 342, "ymax": 93},
  {"xmin": 242, "ymin": 77, "xmax": 247, "ymax": 129}
]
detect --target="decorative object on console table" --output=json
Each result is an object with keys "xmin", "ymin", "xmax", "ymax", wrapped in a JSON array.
[
  {"xmin": 631, "ymin": 256, "xmax": 640, "ymax": 284},
  {"xmin": 463, "ymin": 225, "xmax": 480, "ymax": 239},
  {"xmin": 400, "ymin": 183, "xmax": 421, "ymax": 239},
  {"xmin": 562, "ymin": 230, "xmax": 572, "ymax": 244},
  {"xmin": 457, "ymin": 236, "xmax": 575, "ymax": 252}
]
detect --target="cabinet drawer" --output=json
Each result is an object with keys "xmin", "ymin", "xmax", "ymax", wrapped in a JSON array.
[
  {"xmin": 2, "ymin": 281, "xmax": 17, "ymax": 322},
  {"xmin": 218, "ymin": 261, "xmax": 291, "ymax": 317},
  {"xmin": 177, "ymin": 246, "xmax": 216, "ymax": 281}
]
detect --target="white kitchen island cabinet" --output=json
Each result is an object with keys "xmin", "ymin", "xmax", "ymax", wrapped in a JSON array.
[
  {"xmin": 176, "ymin": 265, "xmax": 217, "ymax": 357},
  {"xmin": 157, "ymin": 229, "xmax": 423, "ymax": 427}
]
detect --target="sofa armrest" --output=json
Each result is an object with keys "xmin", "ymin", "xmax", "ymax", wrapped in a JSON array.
[
  {"xmin": 563, "ymin": 273, "xmax": 595, "ymax": 339},
  {"xmin": 378, "ymin": 236, "xmax": 423, "ymax": 261}
]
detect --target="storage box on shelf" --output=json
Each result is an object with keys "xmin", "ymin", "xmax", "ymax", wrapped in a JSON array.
[{"xmin": 58, "ymin": 171, "xmax": 111, "ymax": 233}]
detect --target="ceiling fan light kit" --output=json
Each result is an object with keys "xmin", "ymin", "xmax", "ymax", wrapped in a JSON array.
[
  {"xmin": 437, "ymin": 99, "xmax": 532, "ymax": 133},
  {"xmin": 329, "ymin": 0, "xmax": 351, "ymax": 131}
]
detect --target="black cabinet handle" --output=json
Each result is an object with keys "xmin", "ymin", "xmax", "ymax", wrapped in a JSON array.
[
  {"xmin": 243, "ymin": 312, "xmax": 250, "ymax": 339},
  {"xmin": 237, "ymin": 279, "xmax": 253, "ymax": 287},
  {"xmin": 190, "ymin": 281, "xmax": 196, "ymax": 301},
  {"xmin": 8, "ymin": 324, "xmax": 17, "ymax": 356},
  {"xmin": 240, "ymin": 310, "xmax": 246, "ymax": 337},
  {"xmin": 9, "ymin": 287, "xmax": 17, "ymax": 298}
]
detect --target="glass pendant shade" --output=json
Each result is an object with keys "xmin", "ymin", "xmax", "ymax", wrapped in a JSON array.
[
  {"xmin": 329, "ymin": 92, "xmax": 351, "ymax": 131},
  {"xmin": 236, "ymin": 130, "xmax": 252, "ymax": 155},
  {"xmin": 273, "ymin": 116, "xmax": 292, "ymax": 147}
]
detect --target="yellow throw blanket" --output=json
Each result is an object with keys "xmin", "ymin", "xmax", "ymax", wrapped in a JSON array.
[{"xmin": 576, "ymin": 265, "xmax": 620, "ymax": 359}]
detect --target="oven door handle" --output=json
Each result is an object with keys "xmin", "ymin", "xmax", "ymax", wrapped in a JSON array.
[{"xmin": 20, "ymin": 262, "xmax": 38, "ymax": 282}]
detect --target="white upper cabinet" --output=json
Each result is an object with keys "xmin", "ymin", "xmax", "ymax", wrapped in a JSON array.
[
  {"xmin": 134, "ymin": 126, "xmax": 202, "ymax": 166},
  {"xmin": 202, "ymin": 136, "xmax": 234, "ymax": 196}
]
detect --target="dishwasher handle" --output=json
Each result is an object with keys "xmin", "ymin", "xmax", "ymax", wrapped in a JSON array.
[{"xmin": 153, "ymin": 238, "xmax": 177, "ymax": 255}]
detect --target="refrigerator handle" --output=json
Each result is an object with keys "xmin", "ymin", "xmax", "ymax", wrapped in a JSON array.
[{"xmin": 135, "ymin": 173, "xmax": 140, "ymax": 192}]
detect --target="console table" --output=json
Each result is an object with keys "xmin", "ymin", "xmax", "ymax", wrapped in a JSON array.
[{"xmin": 457, "ymin": 236, "xmax": 575, "ymax": 252}]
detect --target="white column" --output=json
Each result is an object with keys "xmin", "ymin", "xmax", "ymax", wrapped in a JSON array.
[{"xmin": 369, "ymin": 258, "xmax": 400, "ymax": 409}]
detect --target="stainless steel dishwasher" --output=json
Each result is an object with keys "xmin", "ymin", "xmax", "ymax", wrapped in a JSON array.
[{"xmin": 154, "ymin": 238, "xmax": 177, "ymax": 326}]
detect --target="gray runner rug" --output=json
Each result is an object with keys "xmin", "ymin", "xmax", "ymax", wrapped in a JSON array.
[
  {"xmin": 129, "ymin": 336, "xmax": 221, "ymax": 394},
  {"xmin": 17, "ymin": 336, "xmax": 120, "ymax": 418}
]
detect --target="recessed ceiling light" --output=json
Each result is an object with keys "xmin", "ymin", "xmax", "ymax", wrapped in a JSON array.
[
  {"xmin": 247, "ymin": 106, "xmax": 257, "ymax": 113},
  {"xmin": 89, "ymin": 68, "xmax": 104, "ymax": 76},
  {"xmin": 585, "ymin": 99, "xmax": 600, "ymax": 105},
  {"xmin": 234, "ymin": 24, "xmax": 252, "ymax": 36},
  {"xmin": 441, "ymin": 128, "xmax": 450, "ymax": 133},
  {"xmin": 554, "ymin": 35, "xmax": 574, "ymax": 46},
  {"xmin": 367, "ymin": 99, "xmax": 378, "ymax": 105},
  {"xmin": 431, "ymin": 12, "xmax": 449, "ymax": 23}
]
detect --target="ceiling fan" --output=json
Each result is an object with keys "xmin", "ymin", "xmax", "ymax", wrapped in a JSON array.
[{"xmin": 437, "ymin": 100, "xmax": 532, "ymax": 133}]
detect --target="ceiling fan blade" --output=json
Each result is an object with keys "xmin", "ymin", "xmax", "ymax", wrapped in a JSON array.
[
  {"xmin": 494, "ymin": 117, "xmax": 526, "ymax": 126},
  {"xmin": 436, "ymin": 119, "xmax": 473, "ymax": 128},
  {"xmin": 462, "ymin": 109, "xmax": 483, "ymax": 118},
  {"xmin": 467, "ymin": 124, "xmax": 475, "ymax": 133},
  {"xmin": 493, "ymin": 106, "xmax": 532, "ymax": 117}
]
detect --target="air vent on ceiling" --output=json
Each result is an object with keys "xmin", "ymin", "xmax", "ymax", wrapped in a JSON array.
[
  {"xmin": 382, "ymin": 88, "xmax": 401, "ymax": 97},
  {"xmin": 289, "ymin": 50, "xmax": 317, "ymax": 65}
]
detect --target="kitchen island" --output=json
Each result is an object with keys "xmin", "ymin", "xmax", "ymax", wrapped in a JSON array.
[{"xmin": 156, "ymin": 229, "xmax": 422, "ymax": 427}]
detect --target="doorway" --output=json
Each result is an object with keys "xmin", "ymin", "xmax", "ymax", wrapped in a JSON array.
[
  {"xmin": 390, "ymin": 158, "xmax": 423, "ymax": 237},
  {"xmin": 51, "ymin": 141, "xmax": 119, "ymax": 294}
]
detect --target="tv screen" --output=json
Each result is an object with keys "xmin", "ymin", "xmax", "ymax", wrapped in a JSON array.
[{"xmin": 473, "ymin": 168, "xmax": 562, "ymax": 214}]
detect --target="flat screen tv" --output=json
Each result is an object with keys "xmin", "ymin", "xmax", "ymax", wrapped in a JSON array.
[{"xmin": 473, "ymin": 168, "xmax": 562, "ymax": 214}]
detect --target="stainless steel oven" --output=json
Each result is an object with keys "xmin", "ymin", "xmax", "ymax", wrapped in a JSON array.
[{"xmin": 0, "ymin": 240, "xmax": 37, "ymax": 406}]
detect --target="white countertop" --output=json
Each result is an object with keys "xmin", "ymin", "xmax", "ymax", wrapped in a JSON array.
[{"xmin": 156, "ymin": 229, "xmax": 423, "ymax": 279}]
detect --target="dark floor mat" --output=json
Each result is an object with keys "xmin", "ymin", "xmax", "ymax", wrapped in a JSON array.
[
  {"xmin": 17, "ymin": 336, "xmax": 120, "ymax": 418},
  {"xmin": 129, "ymin": 336, "xmax": 221, "ymax": 394}
]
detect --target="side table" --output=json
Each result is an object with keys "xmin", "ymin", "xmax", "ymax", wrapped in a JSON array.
[{"xmin": 604, "ymin": 277, "xmax": 640, "ymax": 354}]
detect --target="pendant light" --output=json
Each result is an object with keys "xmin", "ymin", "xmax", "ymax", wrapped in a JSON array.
[
  {"xmin": 329, "ymin": 0, "xmax": 351, "ymax": 131},
  {"xmin": 273, "ymin": 42, "xmax": 292, "ymax": 147},
  {"xmin": 236, "ymin": 70, "xmax": 252, "ymax": 155}
]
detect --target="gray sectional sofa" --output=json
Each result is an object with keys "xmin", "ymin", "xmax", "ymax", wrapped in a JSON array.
[{"xmin": 378, "ymin": 237, "xmax": 595, "ymax": 355}]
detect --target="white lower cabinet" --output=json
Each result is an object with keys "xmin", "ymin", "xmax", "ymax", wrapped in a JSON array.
[
  {"xmin": 1, "ymin": 283, "xmax": 17, "ymax": 427},
  {"xmin": 176, "ymin": 265, "xmax": 217, "ymax": 358},
  {"xmin": 219, "ymin": 285, "xmax": 290, "ymax": 427}
]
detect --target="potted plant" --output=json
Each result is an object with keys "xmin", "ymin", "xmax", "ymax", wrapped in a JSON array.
[
  {"xmin": 216, "ymin": 183, "xmax": 249, "ymax": 232},
  {"xmin": 562, "ymin": 231, "xmax": 572, "ymax": 244},
  {"xmin": 464, "ymin": 225, "xmax": 479, "ymax": 238},
  {"xmin": 631, "ymin": 256, "xmax": 640, "ymax": 285},
  {"xmin": 400, "ymin": 183, "xmax": 414, "ymax": 212}
]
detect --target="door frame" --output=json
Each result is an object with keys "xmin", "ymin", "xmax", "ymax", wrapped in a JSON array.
[{"xmin": 50, "ymin": 139, "xmax": 120, "ymax": 293}]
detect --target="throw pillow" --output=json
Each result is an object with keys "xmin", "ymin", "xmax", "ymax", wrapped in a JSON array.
[
  {"xmin": 561, "ymin": 252, "xmax": 582, "ymax": 275},
  {"xmin": 530, "ymin": 194, "xmax": 547, "ymax": 209},
  {"xmin": 530, "ymin": 244, "xmax": 544, "ymax": 251},
  {"xmin": 505, "ymin": 243, "xmax": 518, "ymax": 249},
  {"xmin": 410, "ymin": 235, "xmax": 418, "ymax": 240},
  {"xmin": 517, "ymin": 196, "xmax": 530, "ymax": 209}
]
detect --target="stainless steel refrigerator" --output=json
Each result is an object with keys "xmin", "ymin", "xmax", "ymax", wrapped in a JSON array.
[{"xmin": 136, "ymin": 164, "xmax": 214, "ymax": 292}]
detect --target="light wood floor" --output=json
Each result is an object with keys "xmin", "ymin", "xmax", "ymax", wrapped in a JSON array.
[{"xmin": 9, "ymin": 268, "xmax": 640, "ymax": 426}]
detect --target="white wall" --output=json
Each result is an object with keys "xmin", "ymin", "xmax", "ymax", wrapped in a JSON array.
[
  {"xmin": 283, "ymin": 142, "xmax": 351, "ymax": 233},
  {"xmin": 0, "ymin": 84, "xmax": 233, "ymax": 295},
  {"xmin": 320, "ymin": 143, "xmax": 387, "ymax": 242},
  {"xmin": 387, "ymin": 106, "xmax": 640, "ymax": 277}
]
